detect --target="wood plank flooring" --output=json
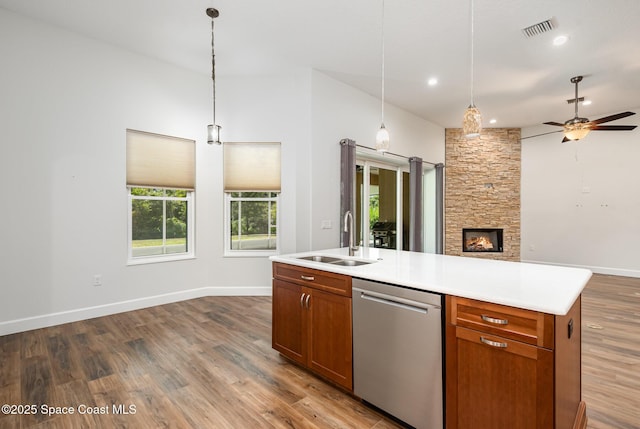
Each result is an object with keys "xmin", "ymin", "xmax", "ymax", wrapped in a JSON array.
[
  {"xmin": 0, "ymin": 296, "xmax": 400, "ymax": 429},
  {"xmin": 581, "ymin": 274, "xmax": 640, "ymax": 429},
  {"xmin": 0, "ymin": 273, "xmax": 638, "ymax": 428}
]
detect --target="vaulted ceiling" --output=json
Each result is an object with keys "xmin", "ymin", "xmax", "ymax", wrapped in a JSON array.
[{"xmin": 1, "ymin": 0, "xmax": 639, "ymax": 129}]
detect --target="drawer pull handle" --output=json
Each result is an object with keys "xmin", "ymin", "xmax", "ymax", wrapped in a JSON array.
[
  {"xmin": 480, "ymin": 336, "xmax": 508, "ymax": 348},
  {"xmin": 300, "ymin": 293, "xmax": 306, "ymax": 308},
  {"xmin": 481, "ymin": 314, "xmax": 509, "ymax": 325},
  {"xmin": 300, "ymin": 275, "xmax": 315, "ymax": 281}
]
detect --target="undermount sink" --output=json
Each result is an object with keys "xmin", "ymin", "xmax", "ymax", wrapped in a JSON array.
[
  {"xmin": 297, "ymin": 255, "xmax": 376, "ymax": 266},
  {"xmin": 330, "ymin": 259, "xmax": 374, "ymax": 266},
  {"xmin": 298, "ymin": 255, "xmax": 343, "ymax": 263}
]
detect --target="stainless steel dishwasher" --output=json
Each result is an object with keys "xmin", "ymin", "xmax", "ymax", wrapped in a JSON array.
[{"xmin": 353, "ymin": 278, "xmax": 443, "ymax": 429}]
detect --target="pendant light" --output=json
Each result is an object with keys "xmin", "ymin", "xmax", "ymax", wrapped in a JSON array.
[
  {"xmin": 462, "ymin": 0, "xmax": 482, "ymax": 139},
  {"xmin": 206, "ymin": 7, "xmax": 222, "ymax": 145},
  {"xmin": 375, "ymin": 0, "xmax": 390, "ymax": 152}
]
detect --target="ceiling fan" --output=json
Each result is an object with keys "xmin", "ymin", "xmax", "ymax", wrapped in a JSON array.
[{"xmin": 523, "ymin": 75, "xmax": 637, "ymax": 143}]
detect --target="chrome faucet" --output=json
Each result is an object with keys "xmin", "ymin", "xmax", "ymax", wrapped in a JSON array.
[{"xmin": 343, "ymin": 210, "xmax": 358, "ymax": 256}]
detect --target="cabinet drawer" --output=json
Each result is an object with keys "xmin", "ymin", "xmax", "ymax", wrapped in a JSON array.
[
  {"xmin": 273, "ymin": 262, "xmax": 351, "ymax": 297},
  {"xmin": 448, "ymin": 297, "xmax": 554, "ymax": 348},
  {"xmin": 451, "ymin": 326, "xmax": 555, "ymax": 429}
]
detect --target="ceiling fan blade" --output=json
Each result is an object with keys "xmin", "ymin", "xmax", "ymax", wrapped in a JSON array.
[
  {"xmin": 520, "ymin": 130, "xmax": 563, "ymax": 140},
  {"xmin": 543, "ymin": 121, "xmax": 565, "ymax": 127},
  {"xmin": 590, "ymin": 111, "xmax": 636, "ymax": 125},
  {"xmin": 590, "ymin": 125, "xmax": 637, "ymax": 131}
]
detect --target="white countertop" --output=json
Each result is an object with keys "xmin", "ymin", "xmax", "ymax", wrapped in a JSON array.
[{"xmin": 270, "ymin": 247, "xmax": 592, "ymax": 315}]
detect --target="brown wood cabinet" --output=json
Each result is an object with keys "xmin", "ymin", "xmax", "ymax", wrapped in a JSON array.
[
  {"xmin": 272, "ymin": 262, "xmax": 353, "ymax": 391},
  {"xmin": 445, "ymin": 296, "xmax": 587, "ymax": 429}
]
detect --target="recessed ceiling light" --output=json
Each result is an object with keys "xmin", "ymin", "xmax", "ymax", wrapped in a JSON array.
[
  {"xmin": 582, "ymin": 100, "xmax": 592, "ymax": 106},
  {"xmin": 489, "ymin": 119, "xmax": 497, "ymax": 124},
  {"xmin": 427, "ymin": 77, "xmax": 438, "ymax": 86},
  {"xmin": 553, "ymin": 35, "xmax": 569, "ymax": 46}
]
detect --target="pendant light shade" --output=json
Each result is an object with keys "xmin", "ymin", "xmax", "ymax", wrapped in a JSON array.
[
  {"xmin": 206, "ymin": 7, "xmax": 222, "ymax": 145},
  {"xmin": 376, "ymin": 124, "xmax": 390, "ymax": 152},
  {"xmin": 207, "ymin": 124, "xmax": 221, "ymax": 145},
  {"xmin": 462, "ymin": 0, "xmax": 482, "ymax": 139},
  {"xmin": 375, "ymin": 0, "xmax": 390, "ymax": 152},
  {"xmin": 463, "ymin": 105, "xmax": 482, "ymax": 138}
]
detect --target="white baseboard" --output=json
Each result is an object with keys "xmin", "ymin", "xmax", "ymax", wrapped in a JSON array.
[
  {"xmin": 0, "ymin": 286, "xmax": 272, "ymax": 337},
  {"xmin": 521, "ymin": 259, "xmax": 640, "ymax": 279}
]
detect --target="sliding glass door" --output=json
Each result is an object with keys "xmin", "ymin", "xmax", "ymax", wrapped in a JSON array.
[
  {"xmin": 356, "ymin": 161, "xmax": 409, "ymax": 250},
  {"xmin": 342, "ymin": 140, "xmax": 442, "ymax": 254}
]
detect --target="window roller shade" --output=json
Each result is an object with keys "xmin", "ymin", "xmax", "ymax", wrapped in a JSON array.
[
  {"xmin": 224, "ymin": 142, "xmax": 281, "ymax": 192},
  {"xmin": 126, "ymin": 129, "xmax": 195, "ymax": 189}
]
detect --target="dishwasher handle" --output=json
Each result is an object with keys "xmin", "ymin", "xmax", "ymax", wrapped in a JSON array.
[{"xmin": 354, "ymin": 287, "xmax": 440, "ymax": 314}]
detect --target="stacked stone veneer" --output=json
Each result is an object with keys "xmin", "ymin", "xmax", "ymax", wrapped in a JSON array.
[{"xmin": 444, "ymin": 128, "xmax": 521, "ymax": 261}]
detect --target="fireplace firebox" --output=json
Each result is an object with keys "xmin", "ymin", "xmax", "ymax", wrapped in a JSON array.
[{"xmin": 462, "ymin": 228, "xmax": 503, "ymax": 252}]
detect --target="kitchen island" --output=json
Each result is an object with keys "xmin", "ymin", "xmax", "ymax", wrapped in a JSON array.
[
  {"xmin": 270, "ymin": 248, "xmax": 592, "ymax": 429},
  {"xmin": 271, "ymin": 247, "xmax": 591, "ymax": 315}
]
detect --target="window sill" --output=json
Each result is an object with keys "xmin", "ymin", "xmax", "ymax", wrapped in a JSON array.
[
  {"xmin": 224, "ymin": 250, "xmax": 277, "ymax": 258},
  {"xmin": 127, "ymin": 253, "xmax": 196, "ymax": 266}
]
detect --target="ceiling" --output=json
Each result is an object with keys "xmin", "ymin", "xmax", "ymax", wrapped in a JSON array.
[{"xmin": 1, "ymin": 0, "xmax": 639, "ymax": 129}]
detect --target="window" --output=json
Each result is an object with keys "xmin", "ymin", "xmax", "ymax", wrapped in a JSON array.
[
  {"xmin": 126, "ymin": 130, "xmax": 195, "ymax": 264},
  {"xmin": 129, "ymin": 188, "xmax": 194, "ymax": 260},
  {"xmin": 225, "ymin": 192, "xmax": 278, "ymax": 254},
  {"xmin": 223, "ymin": 142, "xmax": 281, "ymax": 256}
]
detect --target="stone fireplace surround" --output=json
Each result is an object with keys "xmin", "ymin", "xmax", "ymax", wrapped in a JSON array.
[{"xmin": 444, "ymin": 128, "xmax": 521, "ymax": 262}]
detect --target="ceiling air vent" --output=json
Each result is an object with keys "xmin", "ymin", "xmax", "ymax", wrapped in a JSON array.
[{"xmin": 521, "ymin": 18, "xmax": 556, "ymax": 38}]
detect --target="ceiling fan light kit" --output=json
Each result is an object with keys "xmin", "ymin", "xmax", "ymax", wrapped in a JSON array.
[{"xmin": 563, "ymin": 120, "xmax": 591, "ymax": 141}]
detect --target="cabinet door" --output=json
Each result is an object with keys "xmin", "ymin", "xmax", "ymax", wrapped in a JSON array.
[
  {"xmin": 448, "ymin": 326, "xmax": 553, "ymax": 429},
  {"xmin": 272, "ymin": 279, "xmax": 306, "ymax": 365},
  {"xmin": 307, "ymin": 288, "xmax": 353, "ymax": 390}
]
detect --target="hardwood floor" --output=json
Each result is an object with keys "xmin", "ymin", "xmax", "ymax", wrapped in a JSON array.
[
  {"xmin": 0, "ymin": 296, "xmax": 400, "ymax": 429},
  {"xmin": 581, "ymin": 274, "xmax": 640, "ymax": 429},
  {"xmin": 0, "ymin": 273, "xmax": 638, "ymax": 428}
]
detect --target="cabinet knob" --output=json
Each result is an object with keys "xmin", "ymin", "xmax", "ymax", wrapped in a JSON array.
[{"xmin": 481, "ymin": 314, "xmax": 509, "ymax": 325}]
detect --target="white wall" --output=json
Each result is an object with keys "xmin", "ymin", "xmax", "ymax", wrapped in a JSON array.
[
  {"xmin": 521, "ymin": 109, "xmax": 640, "ymax": 277},
  {"xmin": 309, "ymin": 71, "xmax": 445, "ymax": 250},
  {"xmin": 0, "ymin": 9, "xmax": 312, "ymax": 333},
  {"xmin": 0, "ymin": 9, "xmax": 446, "ymax": 334}
]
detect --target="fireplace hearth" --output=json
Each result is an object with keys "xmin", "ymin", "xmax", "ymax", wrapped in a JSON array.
[{"xmin": 463, "ymin": 228, "xmax": 503, "ymax": 253}]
